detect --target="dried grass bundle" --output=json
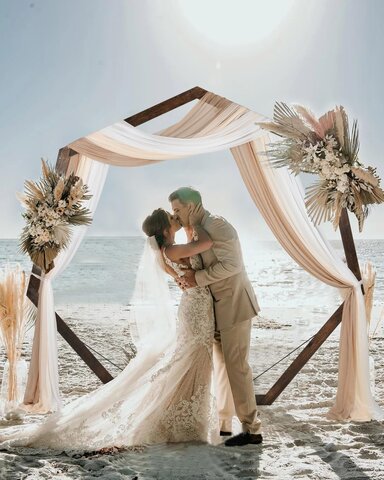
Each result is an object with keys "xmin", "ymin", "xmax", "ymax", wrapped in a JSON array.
[
  {"xmin": 362, "ymin": 262, "xmax": 376, "ymax": 331},
  {"xmin": 0, "ymin": 265, "xmax": 35, "ymax": 401}
]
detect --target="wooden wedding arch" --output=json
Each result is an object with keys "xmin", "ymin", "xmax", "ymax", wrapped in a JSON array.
[{"xmin": 26, "ymin": 86, "xmax": 364, "ymax": 405}]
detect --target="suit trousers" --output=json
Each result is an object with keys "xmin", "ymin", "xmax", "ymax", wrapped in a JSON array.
[{"xmin": 213, "ymin": 319, "xmax": 262, "ymax": 434}]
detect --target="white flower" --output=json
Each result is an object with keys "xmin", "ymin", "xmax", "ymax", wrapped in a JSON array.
[
  {"xmin": 303, "ymin": 144, "xmax": 318, "ymax": 157},
  {"xmin": 324, "ymin": 134, "xmax": 338, "ymax": 151},
  {"xmin": 335, "ymin": 165, "xmax": 350, "ymax": 175},
  {"xmin": 321, "ymin": 164, "xmax": 332, "ymax": 177},
  {"xmin": 324, "ymin": 150, "xmax": 340, "ymax": 167},
  {"xmin": 336, "ymin": 174, "xmax": 350, "ymax": 193}
]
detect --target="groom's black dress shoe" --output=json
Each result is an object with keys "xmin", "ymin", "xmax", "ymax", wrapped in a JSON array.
[
  {"xmin": 219, "ymin": 430, "xmax": 232, "ymax": 436},
  {"xmin": 224, "ymin": 432, "xmax": 263, "ymax": 447}
]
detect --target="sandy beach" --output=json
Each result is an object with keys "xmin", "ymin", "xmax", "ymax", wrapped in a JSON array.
[
  {"xmin": 0, "ymin": 299, "xmax": 383, "ymax": 480},
  {"xmin": 0, "ymin": 237, "xmax": 383, "ymax": 479}
]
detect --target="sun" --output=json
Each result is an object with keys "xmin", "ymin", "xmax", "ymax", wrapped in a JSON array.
[{"xmin": 177, "ymin": 0, "xmax": 295, "ymax": 49}]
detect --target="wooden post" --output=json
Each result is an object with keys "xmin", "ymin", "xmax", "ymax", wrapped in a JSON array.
[{"xmin": 338, "ymin": 208, "xmax": 364, "ymax": 293}]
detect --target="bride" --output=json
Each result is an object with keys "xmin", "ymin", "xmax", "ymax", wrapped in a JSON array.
[{"xmin": 0, "ymin": 206, "xmax": 219, "ymax": 452}]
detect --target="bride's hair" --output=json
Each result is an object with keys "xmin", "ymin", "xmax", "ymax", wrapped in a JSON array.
[{"xmin": 142, "ymin": 208, "xmax": 171, "ymax": 248}]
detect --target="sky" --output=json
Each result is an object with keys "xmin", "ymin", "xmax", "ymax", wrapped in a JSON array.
[{"xmin": 0, "ymin": 0, "xmax": 383, "ymax": 242}]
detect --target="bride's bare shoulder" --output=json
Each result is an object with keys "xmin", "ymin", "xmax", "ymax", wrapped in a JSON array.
[{"xmin": 163, "ymin": 244, "xmax": 182, "ymax": 262}]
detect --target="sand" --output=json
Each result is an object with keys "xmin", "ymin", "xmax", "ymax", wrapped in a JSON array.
[{"xmin": 0, "ymin": 302, "xmax": 383, "ymax": 480}]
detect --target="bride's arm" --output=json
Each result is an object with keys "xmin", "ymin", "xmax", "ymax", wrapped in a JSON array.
[
  {"xmin": 184, "ymin": 225, "xmax": 194, "ymax": 242},
  {"xmin": 166, "ymin": 226, "xmax": 212, "ymax": 262}
]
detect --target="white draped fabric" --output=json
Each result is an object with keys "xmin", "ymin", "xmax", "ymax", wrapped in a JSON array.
[
  {"xmin": 23, "ymin": 157, "xmax": 109, "ymax": 413},
  {"xmin": 25, "ymin": 91, "xmax": 382, "ymax": 422},
  {"xmin": 69, "ymin": 93, "xmax": 267, "ymax": 165}
]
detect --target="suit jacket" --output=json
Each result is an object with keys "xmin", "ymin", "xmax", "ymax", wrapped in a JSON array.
[{"xmin": 195, "ymin": 211, "xmax": 260, "ymax": 331}]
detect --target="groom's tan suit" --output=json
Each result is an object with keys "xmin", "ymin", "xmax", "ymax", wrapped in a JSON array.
[{"xmin": 195, "ymin": 211, "xmax": 261, "ymax": 434}]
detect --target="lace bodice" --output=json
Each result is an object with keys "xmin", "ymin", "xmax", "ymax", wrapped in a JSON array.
[
  {"xmin": 162, "ymin": 248, "xmax": 187, "ymax": 277},
  {"xmin": 162, "ymin": 248, "xmax": 203, "ymax": 277}
]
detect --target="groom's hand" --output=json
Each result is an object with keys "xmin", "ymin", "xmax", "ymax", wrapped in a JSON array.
[
  {"xmin": 188, "ymin": 203, "xmax": 204, "ymax": 226},
  {"xmin": 182, "ymin": 269, "xmax": 197, "ymax": 288}
]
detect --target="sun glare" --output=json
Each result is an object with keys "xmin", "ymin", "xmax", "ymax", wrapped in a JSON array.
[{"xmin": 177, "ymin": 0, "xmax": 295, "ymax": 48}]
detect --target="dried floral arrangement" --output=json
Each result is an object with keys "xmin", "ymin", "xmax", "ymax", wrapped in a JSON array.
[
  {"xmin": 19, "ymin": 160, "xmax": 93, "ymax": 273},
  {"xmin": 260, "ymin": 103, "xmax": 384, "ymax": 230},
  {"xmin": 0, "ymin": 266, "xmax": 35, "ymax": 403}
]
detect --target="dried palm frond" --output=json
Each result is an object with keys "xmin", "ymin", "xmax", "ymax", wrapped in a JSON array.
[
  {"xmin": 344, "ymin": 119, "xmax": 360, "ymax": 166},
  {"xmin": 351, "ymin": 167, "xmax": 379, "ymax": 187},
  {"xmin": 266, "ymin": 139, "xmax": 304, "ymax": 171},
  {"xmin": 24, "ymin": 180, "xmax": 45, "ymax": 202},
  {"xmin": 294, "ymin": 104, "xmax": 326, "ymax": 138},
  {"xmin": 318, "ymin": 110, "xmax": 336, "ymax": 137},
  {"xmin": 261, "ymin": 102, "xmax": 315, "ymax": 142}
]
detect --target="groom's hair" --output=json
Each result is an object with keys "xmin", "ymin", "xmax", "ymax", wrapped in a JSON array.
[{"xmin": 168, "ymin": 187, "xmax": 202, "ymax": 205}]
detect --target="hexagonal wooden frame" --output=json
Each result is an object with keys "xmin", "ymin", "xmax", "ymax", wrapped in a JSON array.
[{"xmin": 27, "ymin": 87, "xmax": 364, "ymax": 405}]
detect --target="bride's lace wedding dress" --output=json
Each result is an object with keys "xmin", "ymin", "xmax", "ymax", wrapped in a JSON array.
[{"xmin": 0, "ymin": 253, "xmax": 219, "ymax": 452}]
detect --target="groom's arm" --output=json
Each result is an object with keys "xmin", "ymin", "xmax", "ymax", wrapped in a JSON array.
[{"xmin": 195, "ymin": 218, "xmax": 243, "ymax": 287}]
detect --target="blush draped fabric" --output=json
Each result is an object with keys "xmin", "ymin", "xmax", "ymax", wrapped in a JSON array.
[{"xmin": 232, "ymin": 138, "xmax": 383, "ymax": 421}]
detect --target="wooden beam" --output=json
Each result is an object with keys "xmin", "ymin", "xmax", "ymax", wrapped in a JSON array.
[
  {"xmin": 124, "ymin": 86, "xmax": 207, "ymax": 126},
  {"xmin": 66, "ymin": 86, "xmax": 208, "ymax": 158},
  {"xmin": 256, "ymin": 303, "xmax": 344, "ymax": 405},
  {"xmin": 26, "ymin": 274, "xmax": 114, "ymax": 384},
  {"xmin": 56, "ymin": 147, "xmax": 74, "ymax": 175},
  {"xmin": 55, "ymin": 314, "xmax": 114, "ymax": 383}
]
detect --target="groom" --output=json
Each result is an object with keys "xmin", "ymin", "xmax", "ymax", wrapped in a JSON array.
[{"xmin": 169, "ymin": 187, "xmax": 262, "ymax": 446}]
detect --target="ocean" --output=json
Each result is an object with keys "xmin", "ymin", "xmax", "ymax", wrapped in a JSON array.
[{"xmin": 0, "ymin": 236, "xmax": 383, "ymax": 316}]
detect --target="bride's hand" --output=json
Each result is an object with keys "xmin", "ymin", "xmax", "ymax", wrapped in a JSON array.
[{"xmin": 181, "ymin": 269, "xmax": 197, "ymax": 288}]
